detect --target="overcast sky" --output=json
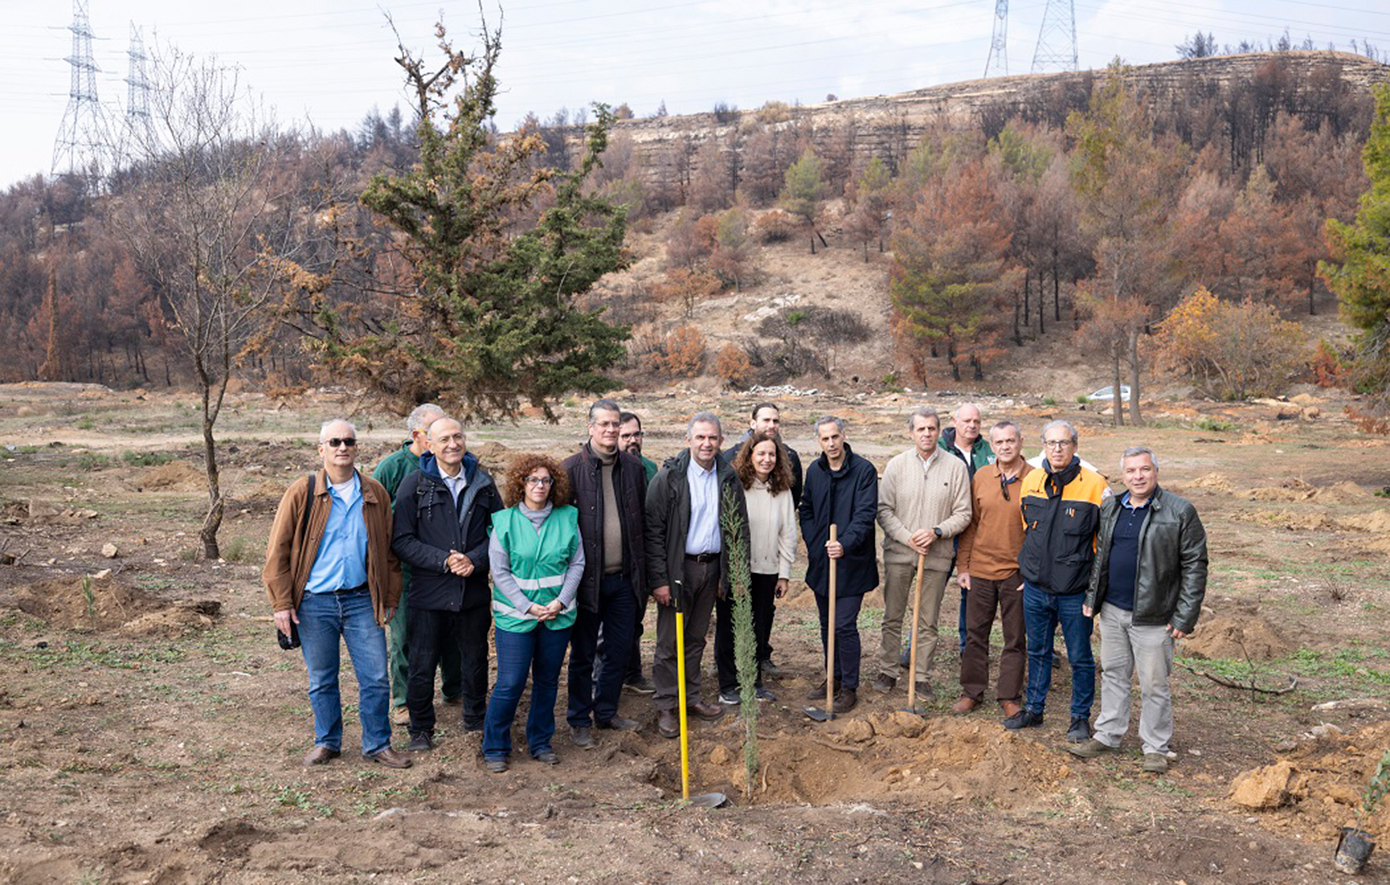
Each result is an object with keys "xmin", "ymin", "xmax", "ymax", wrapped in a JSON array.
[{"xmin": 4, "ymin": 0, "xmax": 1388, "ymax": 188}]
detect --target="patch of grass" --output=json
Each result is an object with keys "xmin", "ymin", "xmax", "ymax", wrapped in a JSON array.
[
  {"xmin": 1076, "ymin": 395, "xmax": 1090, "ymax": 404},
  {"xmin": 76, "ymin": 452, "xmax": 110, "ymax": 470},
  {"xmin": 275, "ymin": 785, "xmax": 312, "ymax": 809},
  {"xmin": 121, "ymin": 450, "xmax": 174, "ymax": 467},
  {"xmin": 222, "ymin": 536, "xmax": 253, "ymax": 563},
  {"xmin": 1195, "ymin": 417, "xmax": 1236, "ymax": 433},
  {"xmin": 76, "ymin": 417, "xmax": 95, "ymax": 430},
  {"xmin": 178, "ymin": 547, "xmax": 198, "ymax": 563},
  {"xmin": 1042, "ymin": 396, "xmax": 1057, "ymax": 406}
]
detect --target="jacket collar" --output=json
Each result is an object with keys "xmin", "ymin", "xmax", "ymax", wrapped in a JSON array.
[
  {"xmin": 1042, "ymin": 455, "xmax": 1081, "ymax": 496},
  {"xmin": 817, "ymin": 442, "xmax": 857, "ymax": 476},
  {"xmin": 419, "ymin": 451, "xmax": 480, "ymax": 486}
]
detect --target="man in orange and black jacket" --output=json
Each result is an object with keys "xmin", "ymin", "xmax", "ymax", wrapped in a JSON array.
[{"xmin": 1006, "ymin": 419, "xmax": 1109, "ymax": 744}]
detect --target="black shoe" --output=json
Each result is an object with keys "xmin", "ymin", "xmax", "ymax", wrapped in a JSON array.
[
  {"xmin": 719, "ymin": 691, "xmax": 740, "ymax": 705},
  {"xmin": 914, "ymin": 682, "xmax": 935, "ymax": 701},
  {"xmin": 570, "ymin": 726, "xmax": 595, "ymax": 749},
  {"xmin": 805, "ymin": 679, "xmax": 841, "ymax": 701},
  {"xmin": 624, "ymin": 675, "xmax": 657, "ymax": 694},
  {"xmin": 485, "ymin": 756, "xmax": 508, "ymax": 773},
  {"xmin": 872, "ymin": 673, "xmax": 896, "ymax": 694},
  {"xmin": 832, "ymin": 688, "xmax": 858, "ymax": 714},
  {"xmin": 755, "ymin": 686, "xmax": 776, "ymax": 702},
  {"xmin": 596, "ymin": 716, "xmax": 639, "ymax": 731},
  {"xmin": 759, "ymin": 659, "xmax": 783, "ymax": 680},
  {"xmin": 1003, "ymin": 708, "xmax": 1043, "ymax": 730},
  {"xmin": 533, "ymin": 749, "xmax": 560, "ymax": 765},
  {"xmin": 899, "ymin": 648, "xmax": 911, "ymax": 668},
  {"xmin": 1067, "ymin": 716, "xmax": 1091, "ymax": 743},
  {"xmin": 463, "ymin": 720, "xmax": 484, "ymax": 733},
  {"xmin": 407, "ymin": 732, "xmax": 433, "ymax": 752}
]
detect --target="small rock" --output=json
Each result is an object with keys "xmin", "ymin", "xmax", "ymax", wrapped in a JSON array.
[
  {"xmin": 841, "ymin": 718, "xmax": 875, "ymax": 743},
  {"xmin": 1231, "ymin": 760, "xmax": 1295, "ymax": 809},
  {"xmin": 708, "ymin": 745, "xmax": 731, "ymax": 766},
  {"xmin": 101, "ymin": 543, "xmax": 119, "ymax": 558},
  {"xmin": 92, "ymin": 569, "xmax": 112, "ymax": 579}
]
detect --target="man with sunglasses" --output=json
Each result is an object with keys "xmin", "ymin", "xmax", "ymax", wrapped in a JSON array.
[
  {"xmin": 391, "ymin": 417, "xmax": 504, "ymax": 753},
  {"xmin": 264, "ymin": 419, "xmax": 410, "ymax": 769},
  {"xmin": 953, "ymin": 421, "xmax": 1032, "ymax": 721},
  {"xmin": 562, "ymin": 400, "xmax": 648, "ymax": 747}
]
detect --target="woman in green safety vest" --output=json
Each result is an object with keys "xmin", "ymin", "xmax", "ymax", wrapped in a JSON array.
[{"xmin": 482, "ymin": 454, "xmax": 585, "ymax": 773}]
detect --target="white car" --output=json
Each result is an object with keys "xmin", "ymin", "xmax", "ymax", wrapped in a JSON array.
[{"xmin": 1086, "ymin": 385, "xmax": 1132, "ymax": 404}]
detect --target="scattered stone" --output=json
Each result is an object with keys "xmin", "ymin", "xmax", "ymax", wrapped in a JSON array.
[
  {"xmin": 708, "ymin": 745, "xmax": 731, "ymax": 766},
  {"xmin": 1231, "ymin": 761, "xmax": 1295, "ymax": 809},
  {"xmin": 840, "ymin": 719, "xmax": 876, "ymax": 743},
  {"xmin": 101, "ymin": 543, "xmax": 118, "ymax": 559}
]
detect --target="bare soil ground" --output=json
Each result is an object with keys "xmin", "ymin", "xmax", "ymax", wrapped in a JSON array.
[{"xmin": 1, "ymin": 382, "xmax": 1389, "ymax": 884}]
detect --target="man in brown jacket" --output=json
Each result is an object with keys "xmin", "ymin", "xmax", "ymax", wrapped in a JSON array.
[
  {"xmin": 953, "ymin": 421, "xmax": 1031, "ymax": 720},
  {"xmin": 264, "ymin": 419, "xmax": 411, "ymax": 769},
  {"xmin": 874, "ymin": 407, "xmax": 972, "ymax": 697}
]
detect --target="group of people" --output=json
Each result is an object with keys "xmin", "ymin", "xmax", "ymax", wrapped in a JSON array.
[{"xmin": 264, "ymin": 398, "xmax": 1208, "ymax": 777}]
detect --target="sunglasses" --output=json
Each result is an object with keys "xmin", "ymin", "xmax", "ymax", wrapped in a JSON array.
[{"xmin": 324, "ymin": 438, "xmax": 357, "ymax": 449}]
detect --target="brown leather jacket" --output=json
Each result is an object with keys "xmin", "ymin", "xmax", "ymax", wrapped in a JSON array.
[{"xmin": 262, "ymin": 469, "xmax": 402, "ymax": 625}]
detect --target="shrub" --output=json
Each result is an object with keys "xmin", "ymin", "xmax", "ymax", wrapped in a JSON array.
[
  {"xmin": 1155, "ymin": 287, "xmax": 1310, "ymax": 400},
  {"xmin": 648, "ymin": 325, "xmax": 707, "ymax": 379},
  {"xmin": 713, "ymin": 343, "xmax": 754, "ymax": 389},
  {"xmin": 752, "ymin": 210, "xmax": 798, "ymax": 244},
  {"xmin": 1311, "ymin": 339, "xmax": 1349, "ymax": 388},
  {"xmin": 655, "ymin": 268, "xmax": 721, "ymax": 319}
]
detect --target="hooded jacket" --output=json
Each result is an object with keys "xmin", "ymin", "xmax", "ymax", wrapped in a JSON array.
[
  {"xmin": 1017, "ymin": 456, "xmax": 1108, "ymax": 596},
  {"xmin": 939, "ymin": 426, "xmax": 994, "ymax": 481},
  {"xmin": 643, "ymin": 448, "xmax": 750, "ymax": 603},
  {"xmin": 799, "ymin": 443, "xmax": 879, "ymax": 598},
  {"xmin": 562, "ymin": 441, "xmax": 648, "ymax": 610},
  {"xmin": 1085, "ymin": 486, "xmax": 1208, "ymax": 633},
  {"xmin": 391, "ymin": 451, "xmax": 503, "ymax": 611}
]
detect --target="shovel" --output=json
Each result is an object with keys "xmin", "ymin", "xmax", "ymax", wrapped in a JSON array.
[
  {"xmin": 674, "ymin": 580, "xmax": 729, "ymax": 808},
  {"xmin": 903, "ymin": 552, "xmax": 927, "ymax": 715},
  {"xmin": 804, "ymin": 525, "xmax": 838, "ymax": 722}
]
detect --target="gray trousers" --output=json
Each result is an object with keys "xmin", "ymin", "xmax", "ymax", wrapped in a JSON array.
[
  {"xmin": 878, "ymin": 557, "xmax": 950, "ymax": 680},
  {"xmin": 653, "ymin": 558, "xmax": 720, "ymax": 712},
  {"xmin": 1093, "ymin": 604, "xmax": 1175, "ymax": 755}
]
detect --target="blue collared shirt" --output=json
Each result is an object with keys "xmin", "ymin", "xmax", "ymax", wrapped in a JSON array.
[
  {"xmin": 1105, "ymin": 491, "xmax": 1150, "ymax": 612},
  {"xmin": 685, "ymin": 458, "xmax": 721, "ymax": 555},
  {"xmin": 305, "ymin": 472, "xmax": 370, "ymax": 594}
]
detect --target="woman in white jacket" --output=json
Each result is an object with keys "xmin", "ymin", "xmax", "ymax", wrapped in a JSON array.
[{"xmin": 715, "ymin": 430, "xmax": 798, "ymax": 703}]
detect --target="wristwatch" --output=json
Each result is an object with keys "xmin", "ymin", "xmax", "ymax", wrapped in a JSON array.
[{"xmin": 933, "ymin": 527, "xmax": 943, "ymax": 539}]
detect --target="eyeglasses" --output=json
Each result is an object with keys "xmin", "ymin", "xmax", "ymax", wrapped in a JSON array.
[
  {"xmin": 324, "ymin": 438, "xmax": 357, "ymax": 449},
  {"xmin": 619, "ymin": 430, "xmax": 644, "ymax": 438},
  {"xmin": 524, "ymin": 476, "xmax": 554, "ymax": 486},
  {"xmin": 1042, "ymin": 439, "xmax": 1074, "ymax": 450}
]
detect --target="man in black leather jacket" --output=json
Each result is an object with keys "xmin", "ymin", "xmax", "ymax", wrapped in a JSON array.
[{"xmin": 1070, "ymin": 446, "xmax": 1207, "ymax": 774}]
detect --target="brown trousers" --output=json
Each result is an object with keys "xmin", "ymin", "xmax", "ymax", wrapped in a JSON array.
[{"xmin": 959, "ymin": 571, "xmax": 1026, "ymax": 703}]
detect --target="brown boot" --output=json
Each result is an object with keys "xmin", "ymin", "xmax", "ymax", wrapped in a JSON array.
[
  {"xmin": 951, "ymin": 696, "xmax": 979, "ymax": 715},
  {"xmin": 999, "ymin": 699, "xmax": 1022, "ymax": 719}
]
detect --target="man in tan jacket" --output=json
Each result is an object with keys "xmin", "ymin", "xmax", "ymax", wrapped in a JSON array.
[
  {"xmin": 264, "ymin": 419, "xmax": 410, "ymax": 769},
  {"xmin": 874, "ymin": 407, "xmax": 972, "ymax": 697}
]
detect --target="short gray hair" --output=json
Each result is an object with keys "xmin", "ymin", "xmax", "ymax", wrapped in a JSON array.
[
  {"xmin": 1120, "ymin": 446, "xmax": 1159, "ymax": 470},
  {"xmin": 589, "ymin": 399, "xmax": 622, "ymax": 422},
  {"xmin": 406, "ymin": 403, "xmax": 444, "ymax": 433},
  {"xmin": 319, "ymin": 418, "xmax": 356, "ymax": 442},
  {"xmin": 1041, "ymin": 419, "xmax": 1078, "ymax": 445},
  {"xmin": 815, "ymin": 415, "xmax": 846, "ymax": 435},
  {"xmin": 990, "ymin": 420, "xmax": 1021, "ymax": 439},
  {"xmin": 687, "ymin": 411, "xmax": 722, "ymax": 436},
  {"xmin": 954, "ymin": 402, "xmax": 982, "ymax": 421},
  {"xmin": 907, "ymin": 406, "xmax": 940, "ymax": 431}
]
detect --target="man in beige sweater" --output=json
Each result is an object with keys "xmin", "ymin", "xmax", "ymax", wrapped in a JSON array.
[{"xmin": 874, "ymin": 407, "xmax": 973, "ymax": 696}]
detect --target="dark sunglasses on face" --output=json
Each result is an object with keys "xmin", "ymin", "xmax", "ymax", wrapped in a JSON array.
[{"xmin": 325, "ymin": 438, "xmax": 357, "ymax": 448}]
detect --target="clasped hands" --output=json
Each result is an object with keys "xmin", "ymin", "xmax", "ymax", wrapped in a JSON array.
[{"xmin": 445, "ymin": 549, "xmax": 475, "ymax": 577}]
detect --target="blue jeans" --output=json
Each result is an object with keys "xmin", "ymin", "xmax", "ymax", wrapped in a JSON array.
[
  {"xmin": 484, "ymin": 624, "xmax": 573, "ymax": 761},
  {"xmin": 1021, "ymin": 581, "xmax": 1095, "ymax": 720},
  {"xmin": 297, "ymin": 588, "xmax": 392, "ymax": 755}
]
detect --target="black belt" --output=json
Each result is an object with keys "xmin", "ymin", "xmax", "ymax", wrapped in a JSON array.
[
  {"xmin": 684, "ymin": 552, "xmax": 719, "ymax": 564},
  {"xmin": 333, "ymin": 583, "xmax": 368, "ymax": 594}
]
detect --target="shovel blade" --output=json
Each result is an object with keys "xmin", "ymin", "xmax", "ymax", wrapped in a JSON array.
[
  {"xmin": 803, "ymin": 705, "xmax": 834, "ymax": 721},
  {"xmin": 688, "ymin": 792, "xmax": 730, "ymax": 809}
]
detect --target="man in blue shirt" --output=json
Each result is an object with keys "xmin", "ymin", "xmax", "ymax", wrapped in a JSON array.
[
  {"xmin": 1071, "ymin": 446, "xmax": 1208, "ymax": 774},
  {"xmin": 264, "ymin": 419, "xmax": 410, "ymax": 768}
]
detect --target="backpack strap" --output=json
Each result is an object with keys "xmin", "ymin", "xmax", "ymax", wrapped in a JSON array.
[{"xmin": 300, "ymin": 472, "xmax": 316, "ymax": 542}]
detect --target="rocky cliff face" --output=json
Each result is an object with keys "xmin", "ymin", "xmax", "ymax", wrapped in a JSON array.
[{"xmin": 596, "ymin": 51, "xmax": 1389, "ymax": 191}]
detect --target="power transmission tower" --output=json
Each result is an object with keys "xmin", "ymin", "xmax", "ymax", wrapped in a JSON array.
[
  {"xmin": 985, "ymin": 0, "xmax": 1008, "ymax": 78},
  {"xmin": 1031, "ymin": 0, "xmax": 1078, "ymax": 74},
  {"xmin": 114, "ymin": 22, "xmax": 154, "ymax": 165},
  {"xmin": 51, "ymin": 0, "xmax": 108, "ymax": 179}
]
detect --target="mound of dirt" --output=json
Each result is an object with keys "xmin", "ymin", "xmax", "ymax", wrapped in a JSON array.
[
  {"xmin": 1181, "ymin": 606, "xmax": 1296, "ymax": 661},
  {"xmin": 1313, "ymin": 481, "xmax": 1374, "ymax": 504},
  {"xmin": 1233, "ymin": 508, "xmax": 1334, "ymax": 531},
  {"xmin": 1, "ymin": 575, "xmax": 220, "ymax": 636},
  {"xmin": 470, "ymin": 440, "xmax": 512, "ymax": 474},
  {"xmin": 712, "ymin": 715, "xmax": 1071, "ymax": 808},
  {"xmin": 142, "ymin": 460, "xmax": 205, "ymax": 491},
  {"xmin": 1229, "ymin": 722, "xmax": 1390, "ymax": 842},
  {"xmin": 1191, "ymin": 473, "xmax": 1235, "ymax": 492},
  {"xmin": 1248, "ymin": 478, "xmax": 1316, "ymax": 502},
  {"xmin": 234, "ymin": 479, "xmax": 290, "ymax": 508},
  {"xmin": 1337, "ymin": 510, "xmax": 1390, "ymax": 533}
]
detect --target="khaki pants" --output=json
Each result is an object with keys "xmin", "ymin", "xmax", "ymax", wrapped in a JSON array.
[
  {"xmin": 1093, "ymin": 605, "xmax": 1174, "ymax": 755},
  {"xmin": 878, "ymin": 557, "xmax": 950, "ymax": 681}
]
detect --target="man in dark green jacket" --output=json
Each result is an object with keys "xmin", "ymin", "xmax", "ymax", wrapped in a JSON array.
[
  {"xmin": 1070, "ymin": 446, "xmax": 1207, "ymax": 774},
  {"xmin": 372, "ymin": 404, "xmax": 462, "ymax": 725}
]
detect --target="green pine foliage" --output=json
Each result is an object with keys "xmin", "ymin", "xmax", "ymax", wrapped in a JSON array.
[
  {"xmin": 1321, "ymin": 84, "xmax": 1390, "ymax": 404},
  {"xmin": 333, "ymin": 22, "xmax": 631, "ymax": 422},
  {"xmin": 719, "ymin": 485, "xmax": 759, "ymax": 798}
]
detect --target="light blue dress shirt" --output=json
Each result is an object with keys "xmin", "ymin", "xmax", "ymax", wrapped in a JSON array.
[
  {"xmin": 304, "ymin": 472, "xmax": 370, "ymax": 594},
  {"xmin": 685, "ymin": 458, "xmax": 721, "ymax": 555}
]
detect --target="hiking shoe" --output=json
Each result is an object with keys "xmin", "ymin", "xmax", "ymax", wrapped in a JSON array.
[
  {"xmin": 755, "ymin": 686, "xmax": 776, "ymax": 702},
  {"xmin": 719, "ymin": 691, "xmax": 740, "ymax": 705},
  {"xmin": 1066, "ymin": 738, "xmax": 1116, "ymax": 759},
  {"xmin": 1066, "ymin": 717, "xmax": 1092, "ymax": 743},
  {"xmin": 805, "ymin": 679, "xmax": 841, "ymax": 701},
  {"xmin": 759, "ymin": 659, "xmax": 783, "ymax": 680},
  {"xmin": 872, "ymin": 673, "xmax": 897, "ymax": 694},
  {"xmin": 407, "ymin": 732, "xmax": 433, "ymax": 752},
  {"xmin": 485, "ymin": 756, "xmax": 508, "ymax": 774},
  {"xmin": 533, "ymin": 749, "xmax": 560, "ymax": 765},
  {"xmin": 913, "ymin": 682, "xmax": 936, "ymax": 701},
  {"xmin": 595, "ymin": 716, "xmax": 639, "ymax": 731},
  {"xmin": 1142, "ymin": 753, "xmax": 1169, "ymax": 774},
  {"xmin": 1003, "ymin": 708, "xmax": 1043, "ymax": 730},
  {"xmin": 624, "ymin": 675, "xmax": 657, "ymax": 695},
  {"xmin": 832, "ymin": 688, "xmax": 858, "ymax": 715},
  {"xmin": 570, "ymin": 726, "xmax": 595, "ymax": 749}
]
